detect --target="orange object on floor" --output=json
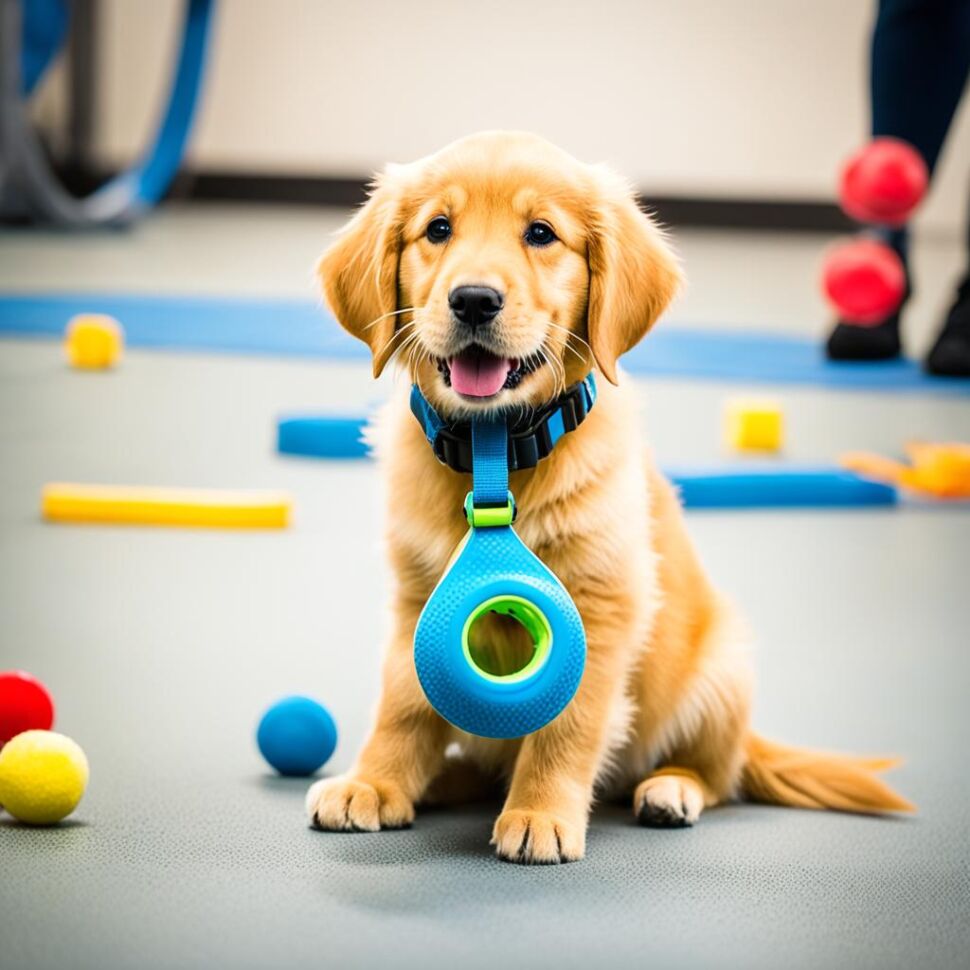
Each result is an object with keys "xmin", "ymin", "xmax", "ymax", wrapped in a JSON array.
[{"xmin": 841, "ymin": 442, "xmax": 970, "ymax": 499}]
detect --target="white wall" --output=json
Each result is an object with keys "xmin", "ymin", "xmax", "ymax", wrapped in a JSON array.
[{"xmin": 93, "ymin": 0, "xmax": 969, "ymax": 233}]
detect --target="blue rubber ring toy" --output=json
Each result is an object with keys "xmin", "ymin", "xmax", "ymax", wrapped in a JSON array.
[{"xmin": 413, "ymin": 418, "xmax": 586, "ymax": 739}]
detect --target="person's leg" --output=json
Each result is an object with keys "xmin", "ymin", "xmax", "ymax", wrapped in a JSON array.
[
  {"xmin": 926, "ymin": 186, "xmax": 970, "ymax": 375},
  {"xmin": 828, "ymin": 0, "xmax": 970, "ymax": 363}
]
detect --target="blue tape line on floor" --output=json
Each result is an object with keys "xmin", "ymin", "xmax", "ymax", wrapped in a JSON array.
[{"xmin": 2, "ymin": 292, "xmax": 968, "ymax": 395}]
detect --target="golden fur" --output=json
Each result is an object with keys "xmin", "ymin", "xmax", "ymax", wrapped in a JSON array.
[{"xmin": 306, "ymin": 132, "xmax": 912, "ymax": 864}]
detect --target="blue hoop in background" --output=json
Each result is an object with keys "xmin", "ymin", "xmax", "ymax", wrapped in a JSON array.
[
  {"xmin": 20, "ymin": 0, "xmax": 69, "ymax": 95},
  {"xmin": 413, "ymin": 418, "xmax": 587, "ymax": 739},
  {"xmin": 0, "ymin": 0, "xmax": 215, "ymax": 226}
]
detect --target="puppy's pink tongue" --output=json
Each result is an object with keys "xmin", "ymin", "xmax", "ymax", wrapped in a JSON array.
[{"xmin": 449, "ymin": 352, "xmax": 511, "ymax": 397}]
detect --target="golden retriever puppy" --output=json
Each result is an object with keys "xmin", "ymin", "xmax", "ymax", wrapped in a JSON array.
[{"xmin": 306, "ymin": 131, "xmax": 912, "ymax": 864}]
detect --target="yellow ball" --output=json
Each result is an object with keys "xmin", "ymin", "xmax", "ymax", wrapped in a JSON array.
[
  {"xmin": 65, "ymin": 314, "xmax": 124, "ymax": 369},
  {"xmin": 0, "ymin": 730, "xmax": 89, "ymax": 825}
]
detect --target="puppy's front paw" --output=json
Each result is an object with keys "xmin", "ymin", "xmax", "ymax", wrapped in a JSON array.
[
  {"xmin": 491, "ymin": 809, "xmax": 585, "ymax": 865},
  {"xmin": 635, "ymin": 773, "xmax": 705, "ymax": 828},
  {"xmin": 306, "ymin": 776, "xmax": 415, "ymax": 832}
]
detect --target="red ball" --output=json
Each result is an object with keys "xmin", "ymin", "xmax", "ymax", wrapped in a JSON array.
[
  {"xmin": 0, "ymin": 670, "xmax": 55, "ymax": 744},
  {"xmin": 821, "ymin": 238, "xmax": 906, "ymax": 326},
  {"xmin": 839, "ymin": 138, "xmax": 928, "ymax": 227}
]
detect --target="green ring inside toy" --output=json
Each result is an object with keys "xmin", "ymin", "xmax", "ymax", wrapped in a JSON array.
[{"xmin": 461, "ymin": 595, "xmax": 553, "ymax": 684}]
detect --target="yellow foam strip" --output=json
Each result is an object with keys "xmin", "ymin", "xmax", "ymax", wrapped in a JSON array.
[{"xmin": 42, "ymin": 483, "xmax": 291, "ymax": 529}]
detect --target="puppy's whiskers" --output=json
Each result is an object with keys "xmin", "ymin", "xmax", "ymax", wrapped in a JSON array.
[
  {"xmin": 538, "ymin": 344, "xmax": 566, "ymax": 398},
  {"xmin": 380, "ymin": 320, "xmax": 416, "ymax": 357},
  {"xmin": 544, "ymin": 321, "xmax": 592, "ymax": 363},
  {"xmin": 384, "ymin": 326, "xmax": 424, "ymax": 373},
  {"xmin": 362, "ymin": 306, "xmax": 423, "ymax": 333},
  {"xmin": 404, "ymin": 340, "xmax": 428, "ymax": 378}
]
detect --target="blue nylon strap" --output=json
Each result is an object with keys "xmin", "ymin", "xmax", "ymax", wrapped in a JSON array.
[{"xmin": 471, "ymin": 419, "xmax": 510, "ymax": 507}]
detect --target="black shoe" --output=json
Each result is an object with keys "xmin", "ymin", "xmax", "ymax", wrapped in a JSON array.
[
  {"xmin": 826, "ymin": 314, "xmax": 902, "ymax": 361},
  {"xmin": 926, "ymin": 276, "xmax": 970, "ymax": 377}
]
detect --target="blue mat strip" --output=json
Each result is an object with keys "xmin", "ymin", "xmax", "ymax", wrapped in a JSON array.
[
  {"xmin": 2, "ymin": 292, "xmax": 968, "ymax": 395},
  {"xmin": 278, "ymin": 415, "xmax": 370, "ymax": 459},
  {"xmin": 666, "ymin": 467, "xmax": 896, "ymax": 508},
  {"xmin": 275, "ymin": 414, "xmax": 898, "ymax": 508}
]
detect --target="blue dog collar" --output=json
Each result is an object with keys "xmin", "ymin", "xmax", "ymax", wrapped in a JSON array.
[{"xmin": 410, "ymin": 374, "xmax": 597, "ymax": 475}]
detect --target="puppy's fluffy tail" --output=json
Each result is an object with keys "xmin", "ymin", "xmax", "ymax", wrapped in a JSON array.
[{"xmin": 741, "ymin": 733, "xmax": 915, "ymax": 814}]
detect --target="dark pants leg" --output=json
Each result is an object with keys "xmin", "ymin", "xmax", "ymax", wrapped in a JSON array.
[
  {"xmin": 828, "ymin": 0, "xmax": 970, "ymax": 363},
  {"xmin": 870, "ymin": 0, "xmax": 970, "ymax": 264}
]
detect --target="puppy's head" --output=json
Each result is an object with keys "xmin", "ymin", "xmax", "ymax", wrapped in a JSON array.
[{"xmin": 318, "ymin": 131, "xmax": 681, "ymax": 417}]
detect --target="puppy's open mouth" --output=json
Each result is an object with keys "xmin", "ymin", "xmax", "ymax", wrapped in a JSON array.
[{"xmin": 435, "ymin": 347, "xmax": 542, "ymax": 399}]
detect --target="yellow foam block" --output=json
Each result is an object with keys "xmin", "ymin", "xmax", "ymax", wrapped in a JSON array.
[
  {"xmin": 725, "ymin": 398, "xmax": 784, "ymax": 452},
  {"xmin": 42, "ymin": 483, "xmax": 291, "ymax": 529},
  {"xmin": 65, "ymin": 314, "xmax": 124, "ymax": 369}
]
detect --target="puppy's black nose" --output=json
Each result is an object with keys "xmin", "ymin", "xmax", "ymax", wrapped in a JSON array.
[{"xmin": 448, "ymin": 286, "xmax": 504, "ymax": 328}]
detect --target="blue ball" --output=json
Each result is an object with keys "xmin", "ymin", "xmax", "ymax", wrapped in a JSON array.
[{"xmin": 256, "ymin": 696, "xmax": 337, "ymax": 776}]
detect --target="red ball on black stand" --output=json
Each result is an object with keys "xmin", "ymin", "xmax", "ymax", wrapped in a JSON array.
[{"xmin": 821, "ymin": 138, "xmax": 928, "ymax": 326}]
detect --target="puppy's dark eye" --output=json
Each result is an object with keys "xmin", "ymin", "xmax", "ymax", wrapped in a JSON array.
[
  {"xmin": 524, "ymin": 221, "xmax": 557, "ymax": 247},
  {"xmin": 426, "ymin": 216, "xmax": 452, "ymax": 243}
]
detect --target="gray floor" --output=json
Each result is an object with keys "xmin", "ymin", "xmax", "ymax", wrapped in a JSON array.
[{"xmin": 1, "ymin": 208, "xmax": 969, "ymax": 969}]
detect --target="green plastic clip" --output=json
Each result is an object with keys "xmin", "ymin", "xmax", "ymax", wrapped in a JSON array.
[{"xmin": 464, "ymin": 491, "xmax": 516, "ymax": 528}]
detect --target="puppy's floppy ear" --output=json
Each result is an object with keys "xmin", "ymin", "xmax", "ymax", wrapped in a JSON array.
[
  {"xmin": 317, "ymin": 168, "xmax": 404, "ymax": 377},
  {"xmin": 586, "ymin": 170, "xmax": 683, "ymax": 384}
]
